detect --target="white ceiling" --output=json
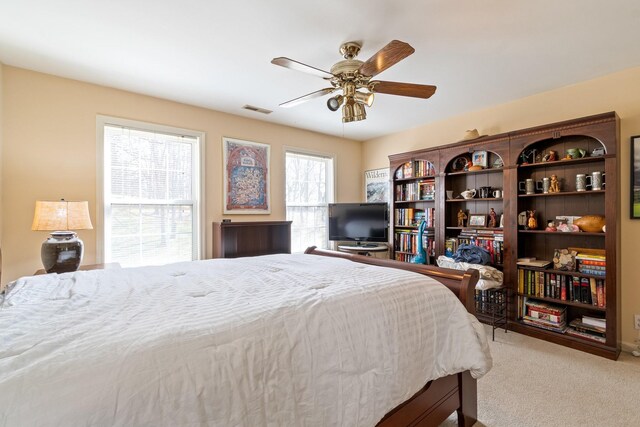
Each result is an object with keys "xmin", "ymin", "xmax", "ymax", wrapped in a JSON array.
[{"xmin": 1, "ymin": 1, "xmax": 640, "ymax": 141}]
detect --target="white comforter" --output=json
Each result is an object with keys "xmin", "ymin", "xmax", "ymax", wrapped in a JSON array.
[{"xmin": 0, "ymin": 254, "xmax": 491, "ymax": 426}]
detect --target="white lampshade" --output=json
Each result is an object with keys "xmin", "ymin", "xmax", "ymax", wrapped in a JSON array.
[{"xmin": 32, "ymin": 200, "xmax": 93, "ymax": 231}]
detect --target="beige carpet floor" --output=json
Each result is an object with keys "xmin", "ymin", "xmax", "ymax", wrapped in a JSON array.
[{"xmin": 441, "ymin": 325, "xmax": 640, "ymax": 427}]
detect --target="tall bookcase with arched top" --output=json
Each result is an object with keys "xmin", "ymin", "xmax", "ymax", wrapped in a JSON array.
[{"xmin": 388, "ymin": 112, "xmax": 620, "ymax": 359}]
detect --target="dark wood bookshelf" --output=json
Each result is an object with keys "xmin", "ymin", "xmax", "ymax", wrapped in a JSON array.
[{"xmin": 388, "ymin": 111, "xmax": 619, "ymax": 360}]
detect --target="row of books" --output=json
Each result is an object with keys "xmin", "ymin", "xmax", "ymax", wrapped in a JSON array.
[
  {"xmin": 394, "ymin": 252, "xmax": 435, "ymax": 264},
  {"xmin": 394, "ymin": 180, "xmax": 435, "ymax": 201},
  {"xmin": 394, "ymin": 230, "xmax": 436, "ymax": 256},
  {"xmin": 517, "ymin": 268, "xmax": 606, "ymax": 307},
  {"xmin": 395, "ymin": 208, "xmax": 435, "ymax": 227},
  {"xmin": 519, "ymin": 299, "xmax": 607, "ymax": 343},
  {"xmin": 445, "ymin": 229, "xmax": 504, "ymax": 265},
  {"xmin": 394, "ymin": 160, "xmax": 436, "ymax": 180}
]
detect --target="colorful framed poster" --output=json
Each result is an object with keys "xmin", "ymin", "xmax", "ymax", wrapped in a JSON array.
[
  {"xmin": 365, "ymin": 167, "xmax": 390, "ymax": 203},
  {"xmin": 223, "ymin": 137, "xmax": 270, "ymax": 214}
]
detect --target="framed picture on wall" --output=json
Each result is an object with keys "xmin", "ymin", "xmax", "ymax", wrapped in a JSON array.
[
  {"xmin": 632, "ymin": 135, "xmax": 640, "ymax": 218},
  {"xmin": 223, "ymin": 137, "xmax": 270, "ymax": 214},
  {"xmin": 365, "ymin": 167, "xmax": 390, "ymax": 203}
]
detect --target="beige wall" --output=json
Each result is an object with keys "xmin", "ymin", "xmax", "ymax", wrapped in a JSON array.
[
  {"xmin": 0, "ymin": 62, "xmax": 3, "ymax": 272},
  {"xmin": 363, "ymin": 65, "xmax": 640, "ymax": 350},
  {"xmin": 1, "ymin": 67, "xmax": 362, "ymax": 284}
]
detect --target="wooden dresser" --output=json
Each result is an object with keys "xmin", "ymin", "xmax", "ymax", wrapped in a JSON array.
[{"xmin": 212, "ymin": 221, "xmax": 292, "ymax": 258}]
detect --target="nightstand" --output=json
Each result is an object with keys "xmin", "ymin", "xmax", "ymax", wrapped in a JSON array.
[{"xmin": 34, "ymin": 263, "xmax": 121, "ymax": 275}]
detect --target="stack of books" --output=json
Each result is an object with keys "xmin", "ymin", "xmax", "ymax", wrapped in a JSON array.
[
  {"xmin": 566, "ymin": 315, "xmax": 606, "ymax": 344},
  {"xmin": 521, "ymin": 299, "xmax": 567, "ymax": 333},
  {"xmin": 576, "ymin": 252, "xmax": 606, "ymax": 277},
  {"xmin": 516, "ymin": 269, "xmax": 606, "ymax": 307}
]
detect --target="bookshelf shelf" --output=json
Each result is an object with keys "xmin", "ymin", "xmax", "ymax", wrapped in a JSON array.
[
  {"xmin": 517, "ymin": 190, "xmax": 605, "ymax": 198},
  {"xmin": 517, "ymin": 293, "xmax": 607, "ymax": 311},
  {"xmin": 446, "ymin": 168, "xmax": 504, "ymax": 176},
  {"xmin": 394, "ymin": 175, "xmax": 436, "ymax": 183},
  {"xmin": 518, "ymin": 230, "xmax": 605, "ymax": 237},
  {"xmin": 517, "ymin": 154, "xmax": 612, "ymax": 169},
  {"xmin": 394, "ymin": 199, "xmax": 435, "ymax": 204},
  {"xmin": 447, "ymin": 226, "xmax": 503, "ymax": 231},
  {"xmin": 510, "ymin": 322, "xmax": 614, "ymax": 356},
  {"xmin": 446, "ymin": 198, "xmax": 503, "ymax": 203}
]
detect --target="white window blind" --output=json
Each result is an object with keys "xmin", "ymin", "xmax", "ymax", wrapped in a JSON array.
[
  {"xmin": 102, "ymin": 123, "xmax": 201, "ymax": 267},
  {"xmin": 285, "ymin": 150, "xmax": 334, "ymax": 253}
]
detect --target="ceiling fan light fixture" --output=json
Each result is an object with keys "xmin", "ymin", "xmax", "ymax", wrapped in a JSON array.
[
  {"xmin": 353, "ymin": 91, "xmax": 374, "ymax": 107},
  {"xmin": 342, "ymin": 98, "xmax": 366, "ymax": 123},
  {"xmin": 352, "ymin": 101, "xmax": 367, "ymax": 122},
  {"xmin": 327, "ymin": 95, "xmax": 344, "ymax": 112}
]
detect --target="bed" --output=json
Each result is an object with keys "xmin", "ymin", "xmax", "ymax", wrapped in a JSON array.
[{"xmin": 0, "ymin": 247, "xmax": 491, "ymax": 426}]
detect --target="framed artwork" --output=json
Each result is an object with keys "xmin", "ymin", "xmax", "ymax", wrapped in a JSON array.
[
  {"xmin": 632, "ymin": 135, "xmax": 640, "ymax": 218},
  {"xmin": 365, "ymin": 167, "xmax": 390, "ymax": 203},
  {"xmin": 223, "ymin": 137, "xmax": 270, "ymax": 214},
  {"xmin": 468, "ymin": 214, "xmax": 487, "ymax": 227},
  {"xmin": 472, "ymin": 150, "xmax": 488, "ymax": 168}
]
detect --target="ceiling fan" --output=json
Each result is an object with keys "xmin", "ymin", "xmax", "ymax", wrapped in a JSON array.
[{"xmin": 271, "ymin": 40, "xmax": 436, "ymax": 123}]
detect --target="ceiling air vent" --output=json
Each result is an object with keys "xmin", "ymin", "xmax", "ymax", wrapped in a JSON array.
[{"xmin": 242, "ymin": 105, "xmax": 272, "ymax": 115}]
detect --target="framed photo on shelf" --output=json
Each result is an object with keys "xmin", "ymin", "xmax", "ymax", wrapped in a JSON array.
[
  {"xmin": 631, "ymin": 135, "xmax": 640, "ymax": 218},
  {"xmin": 365, "ymin": 167, "xmax": 390, "ymax": 203},
  {"xmin": 223, "ymin": 137, "xmax": 270, "ymax": 214},
  {"xmin": 468, "ymin": 214, "xmax": 487, "ymax": 227},
  {"xmin": 472, "ymin": 150, "xmax": 488, "ymax": 168}
]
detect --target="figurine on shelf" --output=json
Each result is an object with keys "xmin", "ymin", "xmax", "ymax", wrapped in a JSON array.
[
  {"xmin": 457, "ymin": 209, "xmax": 468, "ymax": 227},
  {"xmin": 527, "ymin": 210, "xmax": 538, "ymax": 230},
  {"xmin": 542, "ymin": 150, "xmax": 558, "ymax": 162},
  {"xmin": 545, "ymin": 221, "xmax": 557, "ymax": 232},
  {"xmin": 549, "ymin": 174, "xmax": 560, "ymax": 193},
  {"xmin": 488, "ymin": 208, "xmax": 498, "ymax": 228}
]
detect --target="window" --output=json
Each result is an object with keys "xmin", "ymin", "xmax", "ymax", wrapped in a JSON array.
[
  {"xmin": 98, "ymin": 117, "xmax": 203, "ymax": 267},
  {"xmin": 285, "ymin": 150, "xmax": 334, "ymax": 253}
]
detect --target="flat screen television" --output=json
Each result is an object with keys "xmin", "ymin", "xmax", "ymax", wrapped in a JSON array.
[{"xmin": 328, "ymin": 202, "xmax": 388, "ymax": 244}]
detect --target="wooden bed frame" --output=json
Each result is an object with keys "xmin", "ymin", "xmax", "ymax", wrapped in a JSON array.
[{"xmin": 305, "ymin": 247, "xmax": 480, "ymax": 427}]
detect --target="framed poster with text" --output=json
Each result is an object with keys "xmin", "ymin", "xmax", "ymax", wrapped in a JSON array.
[
  {"xmin": 223, "ymin": 137, "xmax": 270, "ymax": 214},
  {"xmin": 365, "ymin": 167, "xmax": 390, "ymax": 203}
]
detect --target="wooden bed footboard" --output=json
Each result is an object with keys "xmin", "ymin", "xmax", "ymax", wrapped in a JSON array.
[
  {"xmin": 304, "ymin": 247, "xmax": 479, "ymax": 427},
  {"xmin": 304, "ymin": 247, "xmax": 479, "ymax": 316}
]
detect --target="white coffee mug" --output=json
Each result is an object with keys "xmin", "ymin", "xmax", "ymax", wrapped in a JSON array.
[{"xmin": 493, "ymin": 189, "xmax": 502, "ymax": 198}]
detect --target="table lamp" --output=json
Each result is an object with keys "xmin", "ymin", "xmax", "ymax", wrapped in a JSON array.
[{"xmin": 31, "ymin": 200, "xmax": 93, "ymax": 273}]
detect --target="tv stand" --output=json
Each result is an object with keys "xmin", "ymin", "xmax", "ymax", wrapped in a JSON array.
[{"xmin": 337, "ymin": 243, "xmax": 388, "ymax": 257}]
